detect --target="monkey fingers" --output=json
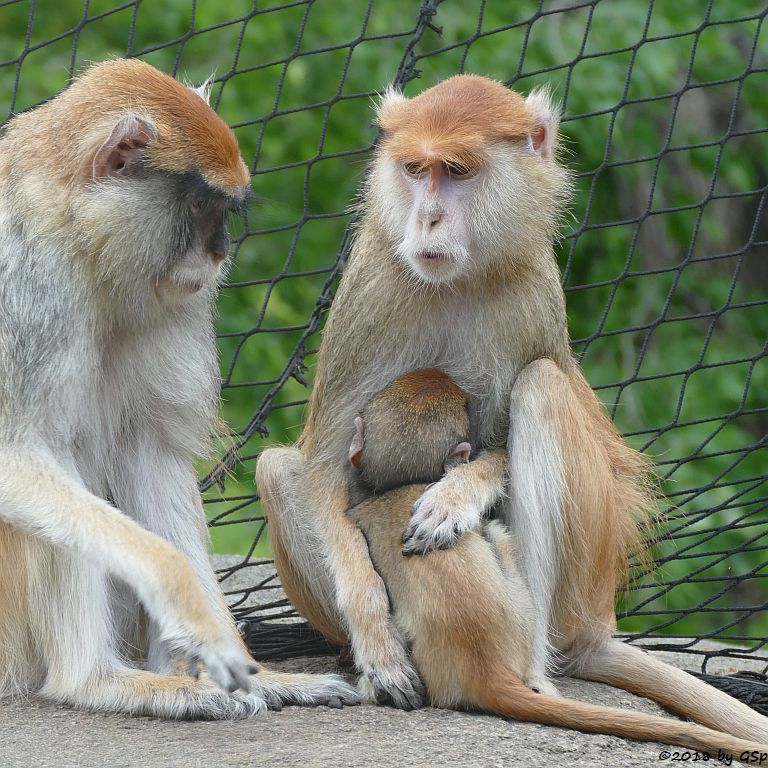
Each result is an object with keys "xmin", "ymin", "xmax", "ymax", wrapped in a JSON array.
[
  {"xmin": 358, "ymin": 659, "xmax": 426, "ymax": 711},
  {"xmin": 402, "ymin": 478, "xmax": 483, "ymax": 555},
  {"xmin": 179, "ymin": 641, "xmax": 259, "ymax": 694}
]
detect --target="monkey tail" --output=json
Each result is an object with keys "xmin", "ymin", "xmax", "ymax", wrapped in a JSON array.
[
  {"xmin": 471, "ymin": 674, "xmax": 768, "ymax": 762},
  {"xmin": 572, "ymin": 638, "xmax": 768, "ymax": 744}
]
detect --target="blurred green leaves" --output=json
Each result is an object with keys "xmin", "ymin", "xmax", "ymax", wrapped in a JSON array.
[{"xmin": 1, "ymin": 0, "xmax": 765, "ymax": 642}]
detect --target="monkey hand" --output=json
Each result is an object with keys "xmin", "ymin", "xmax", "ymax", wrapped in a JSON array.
[
  {"xmin": 150, "ymin": 555, "xmax": 259, "ymax": 695},
  {"xmin": 180, "ymin": 637, "xmax": 259, "ymax": 696},
  {"xmin": 356, "ymin": 634, "xmax": 426, "ymax": 711},
  {"xmin": 351, "ymin": 598, "xmax": 425, "ymax": 710},
  {"xmin": 402, "ymin": 474, "xmax": 484, "ymax": 555}
]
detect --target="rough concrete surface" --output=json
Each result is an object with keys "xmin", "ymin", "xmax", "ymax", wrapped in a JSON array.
[
  {"xmin": 1, "ymin": 556, "xmax": 764, "ymax": 768},
  {"xmin": 3, "ymin": 650, "xmax": 764, "ymax": 768}
]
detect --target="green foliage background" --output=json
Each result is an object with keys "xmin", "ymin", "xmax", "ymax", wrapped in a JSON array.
[{"xmin": 1, "ymin": 0, "xmax": 766, "ymax": 644}]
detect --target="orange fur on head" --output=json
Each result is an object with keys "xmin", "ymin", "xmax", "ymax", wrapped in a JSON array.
[
  {"xmin": 383, "ymin": 368, "xmax": 467, "ymax": 417},
  {"xmin": 377, "ymin": 75, "xmax": 536, "ymax": 171},
  {"xmin": 65, "ymin": 59, "xmax": 249, "ymax": 194}
]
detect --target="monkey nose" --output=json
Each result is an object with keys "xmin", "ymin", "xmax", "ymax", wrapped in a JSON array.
[{"xmin": 421, "ymin": 211, "xmax": 443, "ymax": 230}]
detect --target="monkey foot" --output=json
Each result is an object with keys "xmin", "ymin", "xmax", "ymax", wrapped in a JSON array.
[
  {"xmin": 254, "ymin": 670, "xmax": 360, "ymax": 709},
  {"xmin": 526, "ymin": 675, "xmax": 561, "ymax": 697}
]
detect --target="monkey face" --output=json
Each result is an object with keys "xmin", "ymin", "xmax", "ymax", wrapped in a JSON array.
[
  {"xmin": 78, "ymin": 167, "xmax": 247, "ymax": 305},
  {"xmin": 368, "ymin": 77, "xmax": 570, "ymax": 288},
  {"xmin": 154, "ymin": 171, "xmax": 246, "ymax": 300},
  {"xmin": 370, "ymin": 141, "xmax": 565, "ymax": 287},
  {"xmin": 370, "ymin": 153, "xmax": 477, "ymax": 286}
]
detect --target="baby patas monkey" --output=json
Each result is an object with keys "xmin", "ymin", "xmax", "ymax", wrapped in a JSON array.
[{"xmin": 346, "ymin": 368, "xmax": 768, "ymax": 759}]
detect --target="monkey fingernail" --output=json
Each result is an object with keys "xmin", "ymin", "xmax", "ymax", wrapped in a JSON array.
[{"xmin": 247, "ymin": 663, "xmax": 259, "ymax": 675}]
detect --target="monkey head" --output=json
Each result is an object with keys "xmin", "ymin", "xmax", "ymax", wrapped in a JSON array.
[
  {"xmin": 366, "ymin": 75, "xmax": 571, "ymax": 286},
  {"xmin": 6, "ymin": 59, "xmax": 250, "ymax": 308},
  {"xmin": 349, "ymin": 368, "xmax": 472, "ymax": 493}
]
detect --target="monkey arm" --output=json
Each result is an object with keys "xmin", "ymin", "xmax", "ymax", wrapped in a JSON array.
[
  {"xmin": 0, "ymin": 443, "xmax": 256, "ymax": 694},
  {"xmin": 108, "ymin": 432, "xmax": 246, "ymax": 671},
  {"xmin": 304, "ymin": 464, "xmax": 425, "ymax": 709},
  {"xmin": 401, "ymin": 447, "xmax": 507, "ymax": 555}
]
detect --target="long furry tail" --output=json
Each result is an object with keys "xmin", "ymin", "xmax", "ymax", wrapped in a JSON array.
[
  {"xmin": 572, "ymin": 638, "xmax": 768, "ymax": 743},
  {"xmin": 471, "ymin": 674, "xmax": 768, "ymax": 763}
]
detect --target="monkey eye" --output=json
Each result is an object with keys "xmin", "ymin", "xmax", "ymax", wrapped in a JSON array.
[
  {"xmin": 403, "ymin": 161, "xmax": 426, "ymax": 178},
  {"xmin": 445, "ymin": 161, "xmax": 474, "ymax": 179}
]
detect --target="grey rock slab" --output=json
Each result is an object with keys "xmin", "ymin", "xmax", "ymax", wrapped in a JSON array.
[
  {"xmin": 1, "ymin": 652, "xmax": 762, "ymax": 768},
  {"xmin": 2, "ymin": 555, "xmax": 764, "ymax": 767}
]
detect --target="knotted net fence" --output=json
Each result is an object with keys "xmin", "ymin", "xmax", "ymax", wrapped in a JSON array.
[{"xmin": 1, "ymin": 0, "xmax": 766, "ymax": 679}]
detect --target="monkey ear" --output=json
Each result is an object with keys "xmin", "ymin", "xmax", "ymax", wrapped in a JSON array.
[
  {"xmin": 445, "ymin": 441, "xmax": 472, "ymax": 471},
  {"xmin": 349, "ymin": 416, "xmax": 365, "ymax": 468},
  {"xmin": 525, "ymin": 87, "xmax": 559, "ymax": 161},
  {"xmin": 375, "ymin": 85, "xmax": 407, "ymax": 125},
  {"xmin": 92, "ymin": 115, "xmax": 155, "ymax": 180},
  {"xmin": 188, "ymin": 75, "xmax": 214, "ymax": 104}
]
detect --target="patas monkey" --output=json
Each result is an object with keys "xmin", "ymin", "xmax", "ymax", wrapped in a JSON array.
[
  {"xmin": 0, "ymin": 58, "xmax": 357, "ymax": 718},
  {"xmin": 346, "ymin": 368, "xmax": 768, "ymax": 759},
  {"xmin": 257, "ymin": 74, "xmax": 768, "ymax": 741}
]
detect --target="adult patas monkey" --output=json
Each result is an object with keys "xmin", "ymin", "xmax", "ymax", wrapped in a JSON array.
[
  {"xmin": 346, "ymin": 369, "xmax": 768, "ymax": 758},
  {"xmin": 0, "ymin": 58, "xmax": 356, "ymax": 718},
  {"xmin": 258, "ymin": 74, "xmax": 768, "ymax": 741}
]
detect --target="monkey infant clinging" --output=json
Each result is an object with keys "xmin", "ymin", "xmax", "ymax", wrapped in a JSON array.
[{"xmin": 346, "ymin": 368, "xmax": 768, "ymax": 759}]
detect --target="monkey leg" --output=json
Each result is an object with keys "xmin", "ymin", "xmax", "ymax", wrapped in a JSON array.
[
  {"xmin": 257, "ymin": 447, "xmax": 425, "ymax": 709},
  {"xmin": 481, "ymin": 520, "xmax": 559, "ymax": 696},
  {"xmin": 109, "ymin": 439, "xmax": 359, "ymax": 711},
  {"xmin": 49, "ymin": 668, "xmax": 270, "ymax": 719},
  {"xmin": 109, "ymin": 435, "xmax": 257, "ymax": 673},
  {"xmin": 257, "ymin": 446, "xmax": 348, "ymax": 646},
  {"xmin": 502, "ymin": 359, "xmax": 644, "ymax": 692}
]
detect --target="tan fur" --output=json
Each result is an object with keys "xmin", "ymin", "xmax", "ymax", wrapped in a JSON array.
[
  {"xmin": 348, "ymin": 371, "xmax": 767, "ymax": 760},
  {"xmin": 377, "ymin": 75, "xmax": 535, "ymax": 171},
  {"xmin": 269, "ymin": 506, "xmax": 348, "ymax": 646},
  {"xmin": 0, "ymin": 59, "xmax": 357, "ymax": 717},
  {"xmin": 255, "ymin": 74, "xmax": 756, "ymax": 729},
  {"xmin": 351, "ymin": 491, "xmax": 767, "ymax": 760},
  {"xmin": 353, "ymin": 368, "xmax": 470, "ymax": 495},
  {"xmin": 1, "ymin": 59, "xmax": 249, "ymax": 195},
  {"xmin": 0, "ymin": 524, "xmax": 38, "ymax": 694},
  {"xmin": 256, "ymin": 75, "xmax": 649, "ymax": 707},
  {"xmin": 519, "ymin": 360, "xmax": 655, "ymax": 648}
]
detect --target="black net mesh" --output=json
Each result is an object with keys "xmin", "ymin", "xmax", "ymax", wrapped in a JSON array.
[{"xmin": 1, "ymin": 0, "xmax": 766, "ymax": 674}]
